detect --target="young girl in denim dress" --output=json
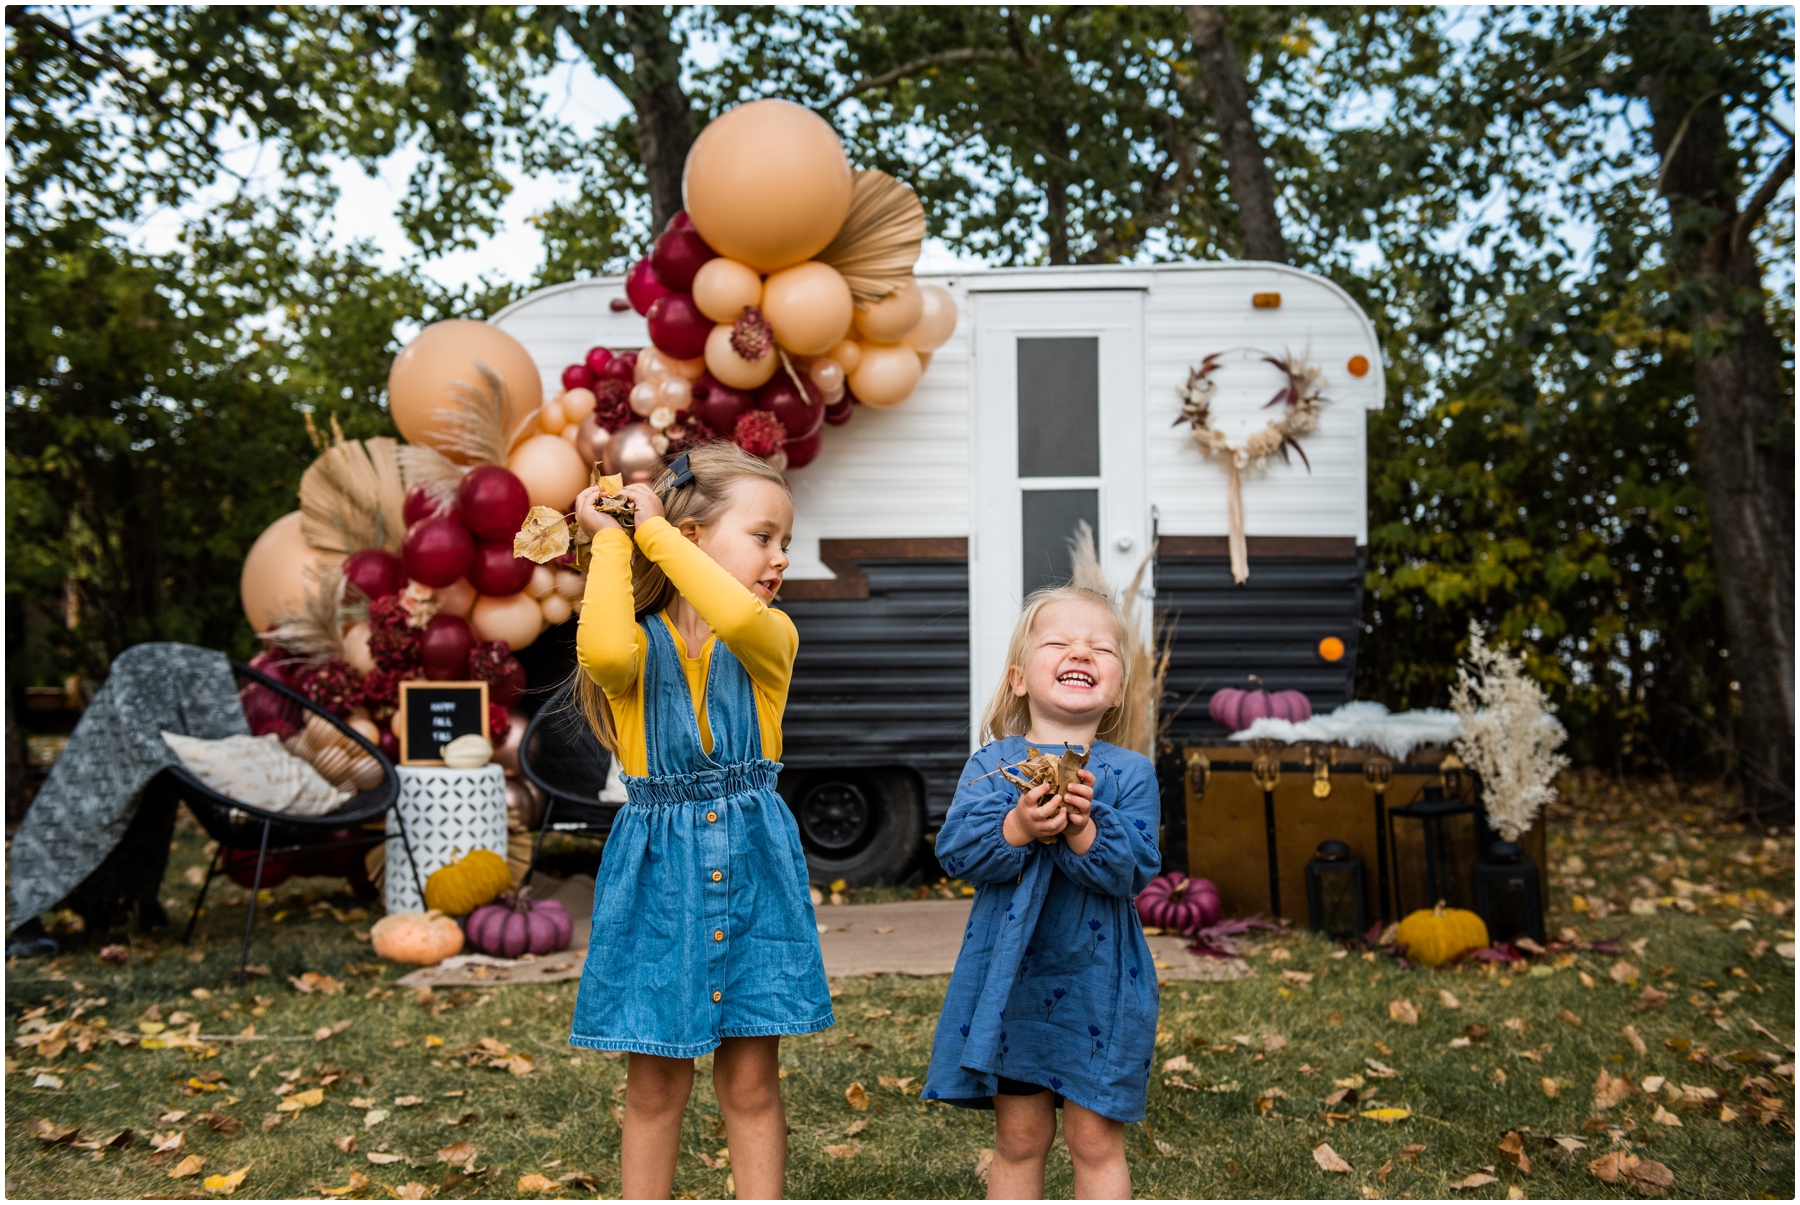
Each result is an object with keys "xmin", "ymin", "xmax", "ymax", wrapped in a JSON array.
[
  {"xmin": 924, "ymin": 585, "xmax": 1162, "ymax": 1199},
  {"xmin": 568, "ymin": 442, "xmax": 832, "ymax": 1199}
]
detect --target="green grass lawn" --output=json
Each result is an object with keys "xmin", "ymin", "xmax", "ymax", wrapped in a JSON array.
[{"xmin": 6, "ymin": 776, "xmax": 1793, "ymax": 1199}]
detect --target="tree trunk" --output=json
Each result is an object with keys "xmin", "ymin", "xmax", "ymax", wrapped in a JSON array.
[
  {"xmin": 1045, "ymin": 122, "xmax": 1071, "ymax": 265},
  {"xmin": 1639, "ymin": 6, "xmax": 1795, "ymax": 819},
  {"xmin": 1183, "ymin": 5, "xmax": 1287, "ymax": 263}
]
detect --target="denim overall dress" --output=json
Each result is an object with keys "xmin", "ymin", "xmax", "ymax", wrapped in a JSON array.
[{"xmin": 569, "ymin": 615, "xmax": 834, "ymax": 1057}]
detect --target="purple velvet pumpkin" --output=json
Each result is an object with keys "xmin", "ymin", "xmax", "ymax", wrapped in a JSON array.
[
  {"xmin": 1209, "ymin": 676, "xmax": 1312, "ymax": 732},
  {"xmin": 1135, "ymin": 872, "xmax": 1222, "ymax": 935},
  {"xmin": 465, "ymin": 892, "xmax": 572, "ymax": 959}
]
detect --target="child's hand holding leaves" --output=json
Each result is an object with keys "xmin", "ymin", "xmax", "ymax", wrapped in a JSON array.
[
  {"xmin": 1004, "ymin": 782, "xmax": 1069, "ymax": 847},
  {"xmin": 1061, "ymin": 769, "xmax": 1098, "ymax": 854}
]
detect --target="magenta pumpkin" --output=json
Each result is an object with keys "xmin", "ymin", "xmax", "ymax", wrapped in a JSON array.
[
  {"xmin": 465, "ymin": 892, "xmax": 572, "ymax": 958},
  {"xmin": 1135, "ymin": 872, "xmax": 1221, "ymax": 935},
  {"xmin": 1208, "ymin": 677, "xmax": 1312, "ymax": 732}
]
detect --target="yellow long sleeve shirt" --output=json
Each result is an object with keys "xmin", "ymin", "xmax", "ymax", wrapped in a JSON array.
[{"xmin": 575, "ymin": 517, "xmax": 798, "ymax": 776}]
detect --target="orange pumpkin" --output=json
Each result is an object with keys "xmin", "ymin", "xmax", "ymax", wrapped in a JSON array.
[{"xmin": 370, "ymin": 909, "xmax": 465, "ymax": 965}]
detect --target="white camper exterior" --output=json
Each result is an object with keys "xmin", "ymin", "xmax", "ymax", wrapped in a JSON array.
[{"xmin": 495, "ymin": 263, "xmax": 1384, "ymax": 882}]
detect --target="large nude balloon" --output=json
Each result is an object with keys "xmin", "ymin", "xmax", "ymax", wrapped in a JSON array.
[
  {"xmin": 388, "ymin": 320, "xmax": 544, "ymax": 461},
  {"xmin": 904, "ymin": 284, "xmax": 959, "ymax": 352},
  {"xmin": 506, "ymin": 433, "xmax": 588, "ymax": 511},
  {"xmin": 849, "ymin": 343, "xmax": 923, "ymax": 408},
  {"xmin": 241, "ymin": 511, "xmax": 344, "ymax": 632},
  {"xmin": 761, "ymin": 262, "xmax": 854, "ymax": 356},
  {"xmin": 855, "ymin": 279, "xmax": 924, "ymax": 344},
  {"xmin": 683, "ymin": 100, "xmax": 853, "ymax": 272},
  {"xmin": 692, "ymin": 257, "xmax": 764, "ymax": 324}
]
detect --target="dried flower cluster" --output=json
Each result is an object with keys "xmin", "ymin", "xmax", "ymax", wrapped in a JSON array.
[
  {"xmin": 733, "ymin": 410, "xmax": 788, "ymax": 458},
  {"xmin": 592, "ymin": 379, "xmax": 634, "ymax": 433},
  {"xmin": 730, "ymin": 307, "xmax": 774, "ymax": 362},
  {"xmin": 1176, "ymin": 349, "xmax": 1331, "ymax": 470},
  {"xmin": 1451, "ymin": 621, "xmax": 1569, "ymax": 841}
]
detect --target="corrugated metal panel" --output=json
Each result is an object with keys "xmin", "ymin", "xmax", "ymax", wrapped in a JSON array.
[
  {"xmin": 779, "ymin": 559, "xmax": 970, "ymax": 821},
  {"xmin": 1155, "ymin": 552, "xmax": 1364, "ymax": 746}
]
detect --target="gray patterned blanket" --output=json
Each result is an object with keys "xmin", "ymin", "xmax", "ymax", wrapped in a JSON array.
[{"xmin": 7, "ymin": 643, "xmax": 245, "ymax": 931}]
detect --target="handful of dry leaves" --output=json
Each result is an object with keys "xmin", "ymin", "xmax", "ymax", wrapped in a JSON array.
[
  {"xmin": 513, "ymin": 471, "xmax": 638, "ymax": 571},
  {"xmin": 590, "ymin": 471, "xmax": 639, "ymax": 530},
  {"xmin": 995, "ymin": 745, "xmax": 1090, "ymax": 844}
]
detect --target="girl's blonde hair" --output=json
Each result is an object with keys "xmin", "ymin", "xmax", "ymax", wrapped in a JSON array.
[
  {"xmin": 573, "ymin": 440, "xmax": 789, "ymax": 752},
  {"xmin": 979, "ymin": 585, "xmax": 1138, "ymax": 747}
]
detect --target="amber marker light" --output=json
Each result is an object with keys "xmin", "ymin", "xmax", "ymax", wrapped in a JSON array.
[
  {"xmin": 1347, "ymin": 355, "xmax": 1370, "ymax": 377},
  {"xmin": 1317, "ymin": 636, "xmax": 1346, "ymax": 662}
]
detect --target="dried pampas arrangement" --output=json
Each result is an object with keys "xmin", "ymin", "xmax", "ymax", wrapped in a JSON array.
[
  {"xmin": 816, "ymin": 170, "xmax": 927, "ymax": 307},
  {"xmin": 434, "ymin": 362, "xmax": 535, "ymax": 466},
  {"xmin": 1067, "ymin": 522, "xmax": 1171, "ymax": 757},
  {"xmin": 261, "ymin": 565, "xmax": 350, "ymax": 665},
  {"xmin": 396, "ymin": 443, "xmax": 465, "ymax": 512},
  {"xmin": 299, "ymin": 436, "xmax": 408, "ymax": 554},
  {"xmin": 1451, "ymin": 621, "xmax": 1569, "ymax": 841}
]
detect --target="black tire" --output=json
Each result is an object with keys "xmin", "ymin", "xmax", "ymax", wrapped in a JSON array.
[{"xmin": 786, "ymin": 768, "xmax": 924, "ymax": 887}]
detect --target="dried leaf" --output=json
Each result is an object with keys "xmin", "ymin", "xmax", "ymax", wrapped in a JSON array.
[
  {"xmin": 277, "ymin": 1087, "xmax": 325, "ymax": 1113},
  {"xmin": 169, "ymin": 1154, "xmax": 206, "ymax": 1178},
  {"xmin": 437, "ymin": 1141, "xmax": 477, "ymax": 1168},
  {"xmin": 1281, "ymin": 969, "xmax": 1314, "ymax": 985},
  {"xmin": 1557, "ymin": 1009, "xmax": 1583, "ymax": 1028},
  {"xmin": 319, "ymin": 1171, "xmax": 373, "ymax": 1197},
  {"xmin": 1439, "ymin": 990, "xmax": 1462, "ymax": 1009},
  {"xmin": 29, "ymin": 1119, "xmax": 79, "ymax": 1145},
  {"xmin": 1588, "ymin": 1151, "xmax": 1674, "ymax": 1193},
  {"xmin": 1163, "ymin": 1055, "xmax": 1194, "ymax": 1073},
  {"xmin": 1541, "ymin": 1078, "xmax": 1559, "ymax": 1098},
  {"xmin": 1593, "ymin": 1069, "xmax": 1635, "ymax": 1110},
  {"xmin": 1450, "ymin": 1173, "xmax": 1499, "ymax": 1189},
  {"xmin": 314, "ymin": 1019, "xmax": 354, "ymax": 1041},
  {"xmin": 1389, "ymin": 998, "xmax": 1420, "ymax": 1025},
  {"xmin": 877, "ymin": 1075, "xmax": 917, "ymax": 1094},
  {"xmin": 1498, "ymin": 1130, "xmax": 1531, "ymax": 1174},
  {"xmin": 332, "ymin": 1134, "xmax": 358, "ymax": 1154},
  {"xmin": 366, "ymin": 1152, "xmax": 405, "ymax": 1165},
  {"xmin": 290, "ymin": 972, "xmax": 346, "ymax": 996},
  {"xmin": 393, "ymin": 1185, "xmax": 432, "ymax": 1200},
  {"xmin": 974, "ymin": 1148, "xmax": 994, "ymax": 1186},
  {"xmin": 395, "ymin": 1095, "xmax": 424, "ymax": 1107},
  {"xmin": 1312, "ymin": 1142, "xmax": 1353, "ymax": 1174},
  {"xmin": 844, "ymin": 1081, "xmax": 869, "ymax": 1111},
  {"xmin": 823, "ymin": 1141, "xmax": 864, "ymax": 1159},
  {"xmin": 1262, "ymin": 1033, "xmax": 1288, "ymax": 1052},
  {"xmin": 1362, "ymin": 1107, "xmax": 1413, "ymax": 1124},
  {"xmin": 1624, "ymin": 1024, "xmax": 1647, "ymax": 1054},
  {"xmin": 1651, "ymin": 1105, "xmax": 1682, "ymax": 1127},
  {"xmin": 1365, "ymin": 1059, "xmax": 1398, "ymax": 1079},
  {"xmin": 517, "ymin": 1172, "xmax": 559, "ymax": 1192},
  {"xmin": 151, "ymin": 1130, "xmax": 184, "ymax": 1154},
  {"xmin": 365, "ymin": 1109, "xmax": 389, "ymax": 1129},
  {"xmin": 515, "ymin": 506, "xmax": 573, "ymax": 564},
  {"xmin": 1610, "ymin": 960, "xmax": 1640, "ymax": 983}
]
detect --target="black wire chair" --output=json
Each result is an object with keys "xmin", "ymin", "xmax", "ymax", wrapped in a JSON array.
[
  {"xmin": 518, "ymin": 678, "xmax": 617, "ymax": 887},
  {"xmin": 173, "ymin": 660, "xmax": 423, "ymax": 983}
]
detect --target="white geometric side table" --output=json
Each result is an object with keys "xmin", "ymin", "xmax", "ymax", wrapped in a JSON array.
[{"xmin": 386, "ymin": 764, "xmax": 508, "ymax": 914}]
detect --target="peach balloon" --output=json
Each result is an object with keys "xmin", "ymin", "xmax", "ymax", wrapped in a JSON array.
[
  {"xmin": 537, "ymin": 398, "xmax": 567, "ymax": 434},
  {"xmin": 437, "ymin": 578, "xmax": 477, "ymax": 618},
  {"xmin": 918, "ymin": 351, "xmax": 934, "ymax": 372},
  {"xmin": 470, "ymin": 592, "xmax": 544, "ymax": 651},
  {"xmin": 826, "ymin": 339, "xmax": 863, "ymax": 374},
  {"xmin": 692, "ymin": 257, "xmax": 764, "ymax": 324},
  {"xmin": 670, "ymin": 355, "xmax": 707, "ymax": 381},
  {"xmin": 561, "ymin": 387, "xmax": 597, "ymax": 422},
  {"xmin": 559, "ymin": 424, "xmax": 580, "ymax": 444},
  {"xmin": 554, "ymin": 569, "xmax": 586, "ymax": 601},
  {"xmin": 854, "ymin": 279, "xmax": 924, "ymax": 343},
  {"xmin": 240, "ymin": 511, "xmax": 343, "ymax": 632},
  {"xmin": 387, "ymin": 320, "xmax": 544, "ymax": 462},
  {"xmin": 704, "ymin": 323, "xmax": 779, "ymax": 390},
  {"xmin": 540, "ymin": 593, "xmax": 573, "ymax": 626},
  {"xmin": 849, "ymin": 342, "xmax": 922, "ymax": 408},
  {"xmin": 682, "ymin": 99, "xmax": 853, "ymax": 272},
  {"xmin": 343, "ymin": 622, "xmax": 376, "ymax": 675},
  {"xmin": 528, "ymin": 565, "xmax": 558, "ymax": 600},
  {"xmin": 506, "ymin": 432, "xmax": 589, "ymax": 510},
  {"xmin": 629, "ymin": 382, "xmax": 659, "ymax": 415},
  {"xmin": 761, "ymin": 261, "xmax": 854, "ymax": 356},
  {"xmin": 349, "ymin": 715, "xmax": 382, "ymax": 744},
  {"xmin": 904, "ymin": 284, "xmax": 959, "ymax": 352}
]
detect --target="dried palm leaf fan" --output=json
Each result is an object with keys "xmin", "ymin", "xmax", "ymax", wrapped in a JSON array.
[
  {"xmin": 1068, "ymin": 522, "xmax": 1169, "ymax": 757},
  {"xmin": 299, "ymin": 436, "xmax": 408, "ymax": 554},
  {"xmin": 434, "ymin": 362, "xmax": 537, "ymax": 467},
  {"xmin": 261, "ymin": 565, "xmax": 349, "ymax": 665},
  {"xmin": 816, "ymin": 170, "xmax": 927, "ymax": 307},
  {"xmin": 396, "ymin": 443, "xmax": 465, "ymax": 513}
]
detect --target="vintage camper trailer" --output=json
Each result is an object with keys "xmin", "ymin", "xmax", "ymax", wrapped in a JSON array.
[{"xmin": 494, "ymin": 262, "xmax": 1384, "ymax": 884}]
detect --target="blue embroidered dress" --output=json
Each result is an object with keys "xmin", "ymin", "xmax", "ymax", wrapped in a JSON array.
[
  {"xmin": 569, "ymin": 617, "xmax": 834, "ymax": 1057},
  {"xmin": 923, "ymin": 737, "xmax": 1162, "ymax": 1122}
]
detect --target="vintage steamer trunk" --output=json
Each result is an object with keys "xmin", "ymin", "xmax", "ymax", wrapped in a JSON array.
[{"xmin": 494, "ymin": 263, "xmax": 1384, "ymax": 883}]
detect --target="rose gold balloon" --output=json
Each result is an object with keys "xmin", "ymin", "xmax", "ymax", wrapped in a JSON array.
[
  {"xmin": 504, "ymin": 774, "xmax": 544, "ymax": 830},
  {"xmin": 387, "ymin": 320, "xmax": 544, "ymax": 462},
  {"xmin": 629, "ymin": 381, "xmax": 659, "ymax": 416},
  {"xmin": 636, "ymin": 348, "xmax": 673, "ymax": 383},
  {"xmin": 506, "ymin": 432, "xmax": 589, "ymax": 510},
  {"xmin": 855, "ymin": 279, "xmax": 924, "ymax": 343},
  {"xmin": 574, "ymin": 414, "xmax": 612, "ymax": 467},
  {"xmin": 603, "ymin": 422, "xmax": 665, "ymax": 484},
  {"xmin": 240, "ymin": 511, "xmax": 343, "ymax": 632},
  {"xmin": 561, "ymin": 387, "xmax": 597, "ymax": 422},
  {"xmin": 494, "ymin": 709, "xmax": 528, "ymax": 776},
  {"xmin": 470, "ymin": 592, "xmax": 544, "ymax": 650},
  {"xmin": 437, "ymin": 577, "xmax": 477, "ymax": 617},
  {"xmin": 809, "ymin": 359, "xmax": 845, "ymax": 395},
  {"xmin": 656, "ymin": 376, "xmax": 693, "ymax": 411},
  {"xmin": 704, "ymin": 323, "xmax": 779, "ymax": 390},
  {"xmin": 904, "ymin": 284, "xmax": 959, "ymax": 352},
  {"xmin": 848, "ymin": 342, "xmax": 922, "ymax": 408},
  {"xmin": 827, "ymin": 338, "xmax": 863, "ymax": 374},
  {"xmin": 682, "ymin": 99, "xmax": 853, "ymax": 272},
  {"xmin": 692, "ymin": 257, "xmax": 764, "ymax": 324},
  {"xmin": 761, "ymin": 261, "xmax": 854, "ymax": 356}
]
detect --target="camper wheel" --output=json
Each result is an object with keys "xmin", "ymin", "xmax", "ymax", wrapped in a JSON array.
[{"xmin": 785, "ymin": 768, "xmax": 923, "ymax": 887}]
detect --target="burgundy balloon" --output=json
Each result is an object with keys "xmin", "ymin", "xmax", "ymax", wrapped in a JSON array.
[
  {"xmin": 599, "ymin": 351, "xmax": 637, "ymax": 384},
  {"xmin": 690, "ymin": 373, "xmax": 755, "ymax": 436},
  {"xmin": 782, "ymin": 427, "xmax": 823, "ymax": 469},
  {"xmin": 378, "ymin": 726, "xmax": 400, "ymax": 761},
  {"xmin": 402, "ymin": 516, "xmax": 475, "ymax": 588},
  {"xmin": 466, "ymin": 540, "xmax": 535, "ymax": 598},
  {"xmin": 645, "ymin": 292, "xmax": 712, "ymax": 361},
  {"xmin": 561, "ymin": 363, "xmax": 594, "ymax": 391},
  {"xmin": 823, "ymin": 397, "xmax": 855, "ymax": 427},
  {"xmin": 419, "ymin": 613, "xmax": 476, "ymax": 680},
  {"xmin": 584, "ymin": 346, "xmax": 613, "ymax": 376},
  {"xmin": 758, "ymin": 373, "xmax": 825, "ymax": 441},
  {"xmin": 666, "ymin": 209, "xmax": 694, "ymax": 233},
  {"xmin": 625, "ymin": 257, "xmax": 671, "ymax": 317},
  {"xmin": 649, "ymin": 214, "xmax": 718, "ymax": 291},
  {"xmin": 456, "ymin": 465, "xmax": 531, "ymax": 542},
  {"xmin": 342, "ymin": 548, "xmax": 407, "ymax": 601},
  {"xmin": 403, "ymin": 484, "xmax": 450, "ymax": 527}
]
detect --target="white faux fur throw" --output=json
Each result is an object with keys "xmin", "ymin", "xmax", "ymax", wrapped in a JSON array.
[{"xmin": 1229, "ymin": 700, "xmax": 1463, "ymax": 761}]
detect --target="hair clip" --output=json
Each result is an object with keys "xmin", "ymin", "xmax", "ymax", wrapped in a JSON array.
[{"xmin": 665, "ymin": 452, "xmax": 695, "ymax": 490}]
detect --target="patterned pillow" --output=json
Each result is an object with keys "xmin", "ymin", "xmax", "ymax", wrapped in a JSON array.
[{"xmin": 161, "ymin": 732, "xmax": 350, "ymax": 817}]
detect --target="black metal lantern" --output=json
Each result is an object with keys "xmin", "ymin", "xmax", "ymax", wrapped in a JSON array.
[
  {"xmin": 1305, "ymin": 841, "xmax": 1368, "ymax": 937},
  {"xmin": 1475, "ymin": 841, "xmax": 1545, "ymax": 945},
  {"xmin": 1387, "ymin": 786, "xmax": 1480, "ymax": 918}
]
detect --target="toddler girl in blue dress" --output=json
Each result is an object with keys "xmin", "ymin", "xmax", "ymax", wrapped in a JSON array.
[
  {"xmin": 568, "ymin": 443, "xmax": 832, "ymax": 1198},
  {"xmin": 925, "ymin": 585, "xmax": 1162, "ymax": 1199}
]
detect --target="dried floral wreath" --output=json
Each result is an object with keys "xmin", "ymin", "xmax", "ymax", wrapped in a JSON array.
[{"xmin": 1174, "ymin": 348, "xmax": 1333, "ymax": 583}]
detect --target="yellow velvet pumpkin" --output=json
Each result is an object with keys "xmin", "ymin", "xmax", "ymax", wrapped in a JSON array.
[
  {"xmin": 423, "ymin": 848, "xmax": 512, "ymax": 916},
  {"xmin": 1394, "ymin": 903, "xmax": 1489, "ymax": 967},
  {"xmin": 370, "ymin": 909, "xmax": 464, "ymax": 965}
]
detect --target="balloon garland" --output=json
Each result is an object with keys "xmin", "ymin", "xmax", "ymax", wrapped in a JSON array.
[{"xmin": 1175, "ymin": 348, "xmax": 1333, "ymax": 584}]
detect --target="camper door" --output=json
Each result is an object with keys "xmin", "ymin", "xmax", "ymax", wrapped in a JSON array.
[{"xmin": 969, "ymin": 290, "xmax": 1148, "ymax": 739}]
